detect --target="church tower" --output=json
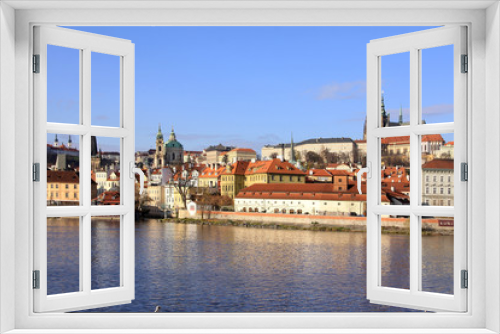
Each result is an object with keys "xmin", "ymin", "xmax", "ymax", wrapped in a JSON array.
[
  {"xmin": 154, "ymin": 123, "xmax": 164, "ymax": 168},
  {"xmin": 398, "ymin": 104, "xmax": 403, "ymax": 125},
  {"xmin": 164, "ymin": 126, "xmax": 184, "ymax": 165},
  {"xmin": 290, "ymin": 132, "xmax": 296, "ymax": 164},
  {"xmin": 381, "ymin": 94, "xmax": 389, "ymax": 127},
  {"xmin": 54, "ymin": 134, "xmax": 59, "ymax": 147},
  {"xmin": 68, "ymin": 135, "xmax": 73, "ymax": 148}
]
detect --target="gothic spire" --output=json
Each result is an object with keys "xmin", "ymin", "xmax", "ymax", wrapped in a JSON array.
[
  {"xmin": 399, "ymin": 104, "xmax": 403, "ymax": 125},
  {"xmin": 290, "ymin": 132, "xmax": 296, "ymax": 163}
]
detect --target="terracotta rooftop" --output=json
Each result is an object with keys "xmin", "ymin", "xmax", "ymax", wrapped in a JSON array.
[
  {"xmin": 422, "ymin": 159, "xmax": 454, "ymax": 170},
  {"xmin": 47, "ymin": 170, "xmax": 79, "ymax": 184},
  {"xmin": 236, "ymin": 183, "xmax": 389, "ymax": 202}
]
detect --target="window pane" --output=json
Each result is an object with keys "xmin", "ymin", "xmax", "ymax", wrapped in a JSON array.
[
  {"xmin": 47, "ymin": 216, "xmax": 80, "ymax": 295},
  {"xmin": 380, "ymin": 52, "xmax": 410, "ymax": 128},
  {"xmin": 380, "ymin": 215, "xmax": 410, "ymax": 290},
  {"xmin": 47, "ymin": 45, "xmax": 80, "ymax": 124},
  {"xmin": 381, "ymin": 136, "xmax": 410, "ymax": 205},
  {"xmin": 91, "ymin": 52, "xmax": 120, "ymax": 127},
  {"xmin": 47, "ymin": 133, "xmax": 80, "ymax": 206},
  {"xmin": 421, "ymin": 45, "xmax": 454, "ymax": 124},
  {"xmin": 91, "ymin": 216, "xmax": 121, "ymax": 290},
  {"xmin": 421, "ymin": 133, "xmax": 454, "ymax": 206},
  {"xmin": 91, "ymin": 136, "xmax": 121, "ymax": 206},
  {"xmin": 421, "ymin": 216, "xmax": 454, "ymax": 294}
]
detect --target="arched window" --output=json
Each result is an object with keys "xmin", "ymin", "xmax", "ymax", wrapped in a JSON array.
[{"xmin": 172, "ymin": 153, "xmax": 175, "ymax": 160}]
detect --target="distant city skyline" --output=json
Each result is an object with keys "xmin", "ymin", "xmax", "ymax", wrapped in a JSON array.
[{"xmin": 48, "ymin": 26, "xmax": 454, "ymax": 152}]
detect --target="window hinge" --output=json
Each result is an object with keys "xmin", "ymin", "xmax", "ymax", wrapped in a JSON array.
[
  {"xmin": 461, "ymin": 270, "xmax": 468, "ymax": 289},
  {"xmin": 33, "ymin": 54, "xmax": 40, "ymax": 73},
  {"xmin": 33, "ymin": 163, "xmax": 40, "ymax": 182},
  {"xmin": 461, "ymin": 162, "xmax": 468, "ymax": 182},
  {"xmin": 461, "ymin": 54, "xmax": 468, "ymax": 73},
  {"xmin": 33, "ymin": 270, "xmax": 40, "ymax": 289}
]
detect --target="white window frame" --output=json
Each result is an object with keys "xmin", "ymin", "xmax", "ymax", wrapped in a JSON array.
[
  {"xmin": 366, "ymin": 26, "xmax": 467, "ymax": 312},
  {"xmin": 0, "ymin": 2, "xmax": 498, "ymax": 333},
  {"xmin": 32, "ymin": 25, "xmax": 136, "ymax": 313}
]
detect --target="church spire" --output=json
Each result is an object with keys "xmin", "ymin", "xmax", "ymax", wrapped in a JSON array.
[
  {"xmin": 290, "ymin": 132, "xmax": 296, "ymax": 163},
  {"xmin": 54, "ymin": 134, "xmax": 59, "ymax": 147},
  {"xmin": 399, "ymin": 104, "xmax": 403, "ymax": 125},
  {"xmin": 68, "ymin": 135, "xmax": 72, "ymax": 148},
  {"xmin": 169, "ymin": 126, "xmax": 176, "ymax": 141},
  {"xmin": 381, "ymin": 94, "xmax": 388, "ymax": 127},
  {"xmin": 156, "ymin": 123, "xmax": 163, "ymax": 140}
]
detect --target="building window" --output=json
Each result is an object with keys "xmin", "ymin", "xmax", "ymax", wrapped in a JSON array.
[
  {"xmin": 426, "ymin": 187, "xmax": 429, "ymax": 194},
  {"xmin": 426, "ymin": 175, "xmax": 429, "ymax": 182},
  {"xmin": 440, "ymin": 188, "xmax": 444, "ymax": 194},
  {"xmin": 433, "ymin": 188, "xmax": 436, "ymax": 194}
]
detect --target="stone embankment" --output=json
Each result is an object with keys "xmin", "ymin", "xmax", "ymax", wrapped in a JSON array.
[{"xmin": 175, "ymin": 210, "xmax": 453, "ymax": 235}]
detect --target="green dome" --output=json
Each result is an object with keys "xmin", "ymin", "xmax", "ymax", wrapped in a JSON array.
[{"xmin": 165, "ymin": 140, "xmax": 183, "ymax": 149}]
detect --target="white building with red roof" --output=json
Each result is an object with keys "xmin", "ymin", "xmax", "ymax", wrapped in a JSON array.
[{"xmin": 422, "ymin": 159, "xmax": 454, "ymax": 206}]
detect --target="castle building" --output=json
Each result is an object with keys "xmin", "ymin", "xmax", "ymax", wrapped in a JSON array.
[{"xmin": 154, "ymin": 124, "xmax": 184, "ymax": 168}]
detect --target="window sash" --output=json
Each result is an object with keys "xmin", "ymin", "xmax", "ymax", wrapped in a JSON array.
[
  {"xmin": 33, "ymin": 25, "xmax": 136, "ymax": 313},
  {"xmin": 366, "ymin": 26, "xmax": 467, "ymax": 312}
]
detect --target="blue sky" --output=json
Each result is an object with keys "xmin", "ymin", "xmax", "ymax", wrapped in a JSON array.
[{"xmin": 48, "ymin": 26, "xmax": 454, "ymax": 152}]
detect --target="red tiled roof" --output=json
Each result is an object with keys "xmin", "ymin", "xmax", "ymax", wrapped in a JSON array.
[
  {"xmin": 422, "ymin": 159, "xmax": 454, "ymax": 170},
  {"xmin": 422, "ymin": 134, "xmax": 444, "ymax": 142},
  {"xmin": 354, "ymin": 140, "xmax": 367, "ymax": 143},
  {"xmin": 221, "ymin": 161, "xmax": 250, "ymax": 175},
  {"xmin": 236, "ymin": 183, "xmax": 389, "ymax": 202},
  {"xmin": 47, "ymin": 170, "xmax": 79, "ymax": 184},
  {"xmin": 381, "ymin": 136, "xmax": 410, "ymax": 145},
  {"xmin": 199, "ymin": 166, "xmax": 225, "ymax": 178},
  {"xmin": 95, "ymin": 191, "xmax": 120, "ymax": 205},
  {"xmin": 445, "ymin": 141, "xmax": 454, "ymax": 146}
]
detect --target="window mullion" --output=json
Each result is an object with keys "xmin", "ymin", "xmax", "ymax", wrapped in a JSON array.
[{"xmin": 409, "ymin": 47, "xmax": 420, "ymax": 294}]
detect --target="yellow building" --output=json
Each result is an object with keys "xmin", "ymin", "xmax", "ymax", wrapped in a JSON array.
[
  {"xmin": 220, "ymin": 161, "xmax": 249, "ymax": 199},
  {"xmin": 47, "ymin": 170, "xmax": 82, "ymax": 205},
  {"xmin": 223, "ymin": 148, "xmax": 257, "ymax": 163},
  {"xmin": 221, "ymin": 159, "xmax": 306, "ymax": 199},
  {"xmin": 198, "ymin": 166, "xmax": 225, "ymax": 192}
]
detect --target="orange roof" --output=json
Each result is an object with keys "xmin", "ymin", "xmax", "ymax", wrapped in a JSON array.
[
  {"xmin": 445, "ymin": 141, "xmax": 454, "ymax": 146},
  {"xmin": 422, "ymin": 159, "xmax": 454, "ymax": 170},
  {"xmin": 221, "ymin": 161, "xmax": 250, "ymax": 175},
  {"xmin": 236, "ymin": 183, "xmax": 389, "ymax": 202},
  {"xmin": 246, "ymin": 159, "xmax": 306, "ymax": 176},
  {"xmin": 199, "ymin": 166, "xmax": 225, "ymax": 178},
  {"xmin": 381, "ymin": 136, "xmax": 410, "ymax": 145},
  {"xmin": 422, "ymin": 134, "xmax": 444, "ymax": 142}
]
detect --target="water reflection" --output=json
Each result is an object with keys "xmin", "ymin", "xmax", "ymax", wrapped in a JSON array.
[{"xmin": 46, "ymin": 218, "xmax": 453, "ymax": 312}]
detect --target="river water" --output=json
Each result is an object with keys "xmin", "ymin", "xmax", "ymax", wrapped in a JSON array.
[{"xmin": 47, "ymin": 218, "xmax": 454, "ymax": 312}]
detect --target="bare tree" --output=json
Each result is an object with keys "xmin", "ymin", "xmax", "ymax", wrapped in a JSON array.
[
  {"xmin": 270, "ymin": 152, "xmax": 278, "ymax": 159},
  {"xmin": 173, "ymin": 168, "xmax": 197, "ymax": 209}
]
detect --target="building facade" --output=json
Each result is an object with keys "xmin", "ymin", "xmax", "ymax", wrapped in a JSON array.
[{"xmin": 422, "ymin": 159, "xmax": 454, "ymax": 206}]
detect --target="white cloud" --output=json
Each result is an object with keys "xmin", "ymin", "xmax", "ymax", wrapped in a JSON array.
[{"xmin": 315, "ymin": 81, "xmax": 366, "ymax": 100}]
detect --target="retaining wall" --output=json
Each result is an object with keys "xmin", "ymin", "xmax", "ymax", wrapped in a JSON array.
[{"xmin": 178, "ymin": 210, "xmax": 453, "ymax": 233}]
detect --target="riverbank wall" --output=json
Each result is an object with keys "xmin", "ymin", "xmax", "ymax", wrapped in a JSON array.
[{"xmin": 177, "ymin": 210, "xmax": 453, "ymax": 235}]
